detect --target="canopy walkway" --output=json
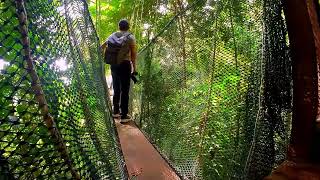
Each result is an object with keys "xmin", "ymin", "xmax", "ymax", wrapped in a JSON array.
[{"xmin": 1, "ymin": 0, "xmax": 320, "ymax": 179}]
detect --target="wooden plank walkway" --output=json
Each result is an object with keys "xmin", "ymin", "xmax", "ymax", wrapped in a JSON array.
[{"xmin": 115, "ymin": 119, "xmax": 180, "ymax": 180}]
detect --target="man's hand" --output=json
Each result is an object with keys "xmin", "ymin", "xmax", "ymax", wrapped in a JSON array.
[{"xmin": 131, "ymin": 72, "xmax": 139, "ymax": 84}]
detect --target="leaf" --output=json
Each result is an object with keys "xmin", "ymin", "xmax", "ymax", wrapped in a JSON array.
[
  {"xmin": 16, "ymin": 103, "xmax": 28, "ymax": 113},
  {"xmin": 0, "ymin": 85, "xmax": 13, "ymax": 97}
]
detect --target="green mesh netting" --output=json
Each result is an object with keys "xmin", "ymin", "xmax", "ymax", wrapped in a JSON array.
[
  {"xmin": 0, "ymin": 0, "xmax": 126, "ymax": 179},
  {"xmin": 130, "ymin": 0, "xmax": 292, "ymax": 179}
]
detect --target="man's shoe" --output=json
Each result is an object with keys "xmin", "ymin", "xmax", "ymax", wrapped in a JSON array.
[
  {"xmin": 120, "ymin": 115, "xmax": 132, "ymax": 123},
  {"xmin": 112, "ymin": 113, "xmax": 121, "ymax": 118}
]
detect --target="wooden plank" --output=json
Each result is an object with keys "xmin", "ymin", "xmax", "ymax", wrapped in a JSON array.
[{"xmin": 115, "ymin": 120, "xmax": 180, "ymax": 180}]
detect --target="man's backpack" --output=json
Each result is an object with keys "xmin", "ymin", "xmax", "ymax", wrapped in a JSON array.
[{"xmin": 104, "ymin": 33, "xmax": 131, "ymax": 64}]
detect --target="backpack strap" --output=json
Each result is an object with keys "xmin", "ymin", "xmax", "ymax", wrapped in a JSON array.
[{"xmin": 121, "ymin": 33, "xmax": 132, "ymax": 46}]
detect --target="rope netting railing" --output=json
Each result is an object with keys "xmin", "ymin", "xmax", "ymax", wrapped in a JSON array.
[
  {"xmin": 0, "ymin": 0, "xmax": 127, "ymax": 179},
  {"xmin": 130, "ymin": 0, "xmax": 292, "ymax": 179}
]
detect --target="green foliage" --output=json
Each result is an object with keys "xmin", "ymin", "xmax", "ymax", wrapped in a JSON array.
[{"xmin": 89, "ymin": 0, "xmax": 137, "ymax": 43}]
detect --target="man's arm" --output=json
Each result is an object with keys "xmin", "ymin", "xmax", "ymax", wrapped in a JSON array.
[{"xmin": 130, "ymin": 41, "xmax": 137, "ymax": 72}]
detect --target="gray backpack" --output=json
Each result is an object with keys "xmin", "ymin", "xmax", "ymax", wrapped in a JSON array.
[{"xmin": 104, "ymin": 33, "xmax": 131, "ymax": 64}]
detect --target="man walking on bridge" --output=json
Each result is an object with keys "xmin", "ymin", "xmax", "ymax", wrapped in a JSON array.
[{"xmin": 102, "ymin": 19, "xmax": 137, "ymax": 123}]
